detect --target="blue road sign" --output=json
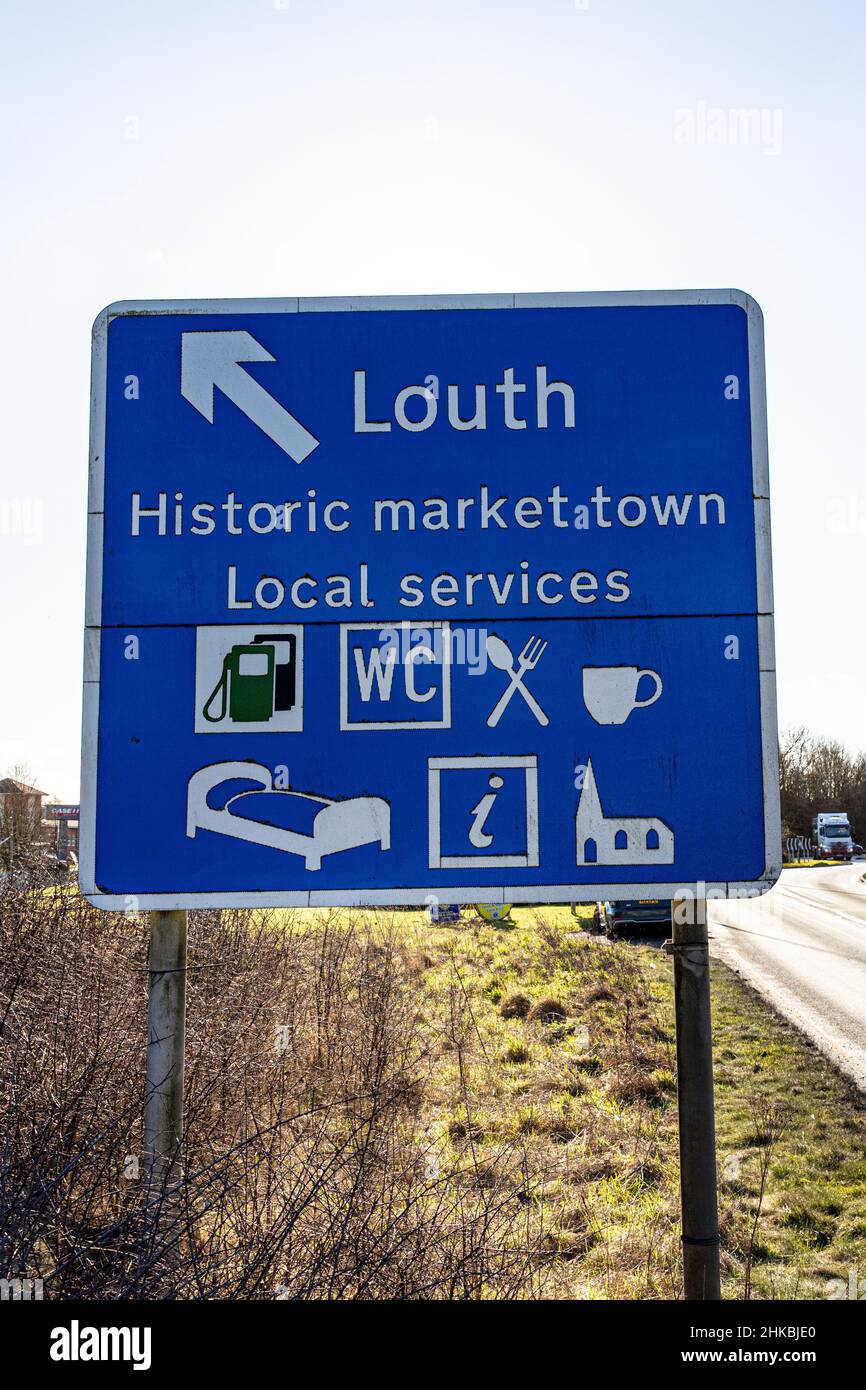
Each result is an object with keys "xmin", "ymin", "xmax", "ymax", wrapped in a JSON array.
[{"xmin": 81, "ymin": 291, "xmax": 780, "ymax": 908}]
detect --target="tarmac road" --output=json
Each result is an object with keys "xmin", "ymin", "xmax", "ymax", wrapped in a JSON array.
[{"xmin": 708, "ymin": 863, "xmax": 866, "ymax": 1089}]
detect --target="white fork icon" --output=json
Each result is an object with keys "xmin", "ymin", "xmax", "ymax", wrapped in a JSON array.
[{"xmin": 485, "ymin": 634, "xmax": 549, "ymax": 727}]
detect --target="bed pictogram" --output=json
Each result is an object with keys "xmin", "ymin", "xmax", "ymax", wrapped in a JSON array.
[{"xmin": 186, "ymin": 761, "xmax": 390, "ymax": 870}]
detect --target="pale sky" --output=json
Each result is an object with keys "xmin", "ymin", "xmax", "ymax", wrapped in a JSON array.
[{"xmin": 1, "ymin": 0, "xmax": 864, "ymax": 800}]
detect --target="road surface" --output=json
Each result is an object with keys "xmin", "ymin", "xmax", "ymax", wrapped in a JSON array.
[{"xmin": 708, "ymin": 864, "xmax": 866, "ymax": 1089}]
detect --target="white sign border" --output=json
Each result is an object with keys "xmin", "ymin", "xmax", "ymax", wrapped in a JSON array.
[{"xmin": 80, "ymin": 288, "xmax": 780, "ymax": 909}]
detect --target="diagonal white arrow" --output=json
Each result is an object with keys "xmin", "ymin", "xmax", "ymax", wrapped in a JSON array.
[{"xmin": 180, "ymin": 330, "xmax": 319, "ymax": 464}]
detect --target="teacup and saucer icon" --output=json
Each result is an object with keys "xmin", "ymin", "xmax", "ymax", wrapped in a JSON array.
[{"xmin": 582, "ymin": 665, "xmax": 662, "ymax": 726}]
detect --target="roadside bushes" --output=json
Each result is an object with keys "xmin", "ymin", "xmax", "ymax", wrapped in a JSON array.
[{"xmin": 0, "ymin": 873, "xmax": 535, "ymax": 1300}]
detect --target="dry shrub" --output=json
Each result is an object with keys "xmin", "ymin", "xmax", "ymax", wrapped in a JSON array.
[
  {"xmin": 499, "ymin": 992, "xmax": 532, "ymax": 1020},
  {"xmin": 0, "ymin": 870, "xmax": 537, "ymax": 1300},
  {"xmin": 526, "ymin": 997, "xmax": 568, "ymax": 1025}
]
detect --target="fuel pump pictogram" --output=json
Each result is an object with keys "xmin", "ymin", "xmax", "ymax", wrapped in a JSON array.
[{"xmin": 194, "ymin": 626, "xmax": 304, "ymax": 734}]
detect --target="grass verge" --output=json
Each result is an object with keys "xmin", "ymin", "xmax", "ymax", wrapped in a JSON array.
[{"xmin": 398, "ymin": 903, "xmax": 866, "ymax": 1298}]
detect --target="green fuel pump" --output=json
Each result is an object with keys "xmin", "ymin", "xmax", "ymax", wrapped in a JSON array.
[{"xmin": 203, "ymin": 644, "xmax": 276, "ymax": 723}]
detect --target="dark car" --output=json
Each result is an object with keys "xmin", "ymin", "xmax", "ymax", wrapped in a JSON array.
[{"xmin": 595, "ymin": 899, "xmax": 673, "ymax": 936}]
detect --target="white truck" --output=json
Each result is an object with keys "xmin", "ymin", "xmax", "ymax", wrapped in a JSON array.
[{"xmin": 812, "ymin": 812, "xmax": 856, "ymax": 861}]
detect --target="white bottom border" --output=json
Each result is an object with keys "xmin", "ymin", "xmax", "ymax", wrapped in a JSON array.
[{"xmin": 81, "ymin": 874, "xmax": 781, "ymax": 911}]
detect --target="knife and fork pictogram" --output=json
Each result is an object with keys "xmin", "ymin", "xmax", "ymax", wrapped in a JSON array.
[{"xmin": 485, "ymin": 634, "xmax": 549, "ymax": 727}]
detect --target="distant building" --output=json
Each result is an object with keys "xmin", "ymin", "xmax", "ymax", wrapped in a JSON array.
[
  {"xmin": 0, "ymin": 778, "xmax": 48, "ymax": 854},
  {"xmin": 575, "ymin": 759, "xmax": 674, "ymax": 866},
  {"xmin": 0, "ymin": 777, "xmax": 46, "ymax": 815}
]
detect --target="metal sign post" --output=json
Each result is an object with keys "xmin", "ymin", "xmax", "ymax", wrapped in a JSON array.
[
  {"xmin": 144, "ymin": 910, "xmax": 187, "ymax": 1185},
  {"xmin": 671, "ymin": 895, "xmax": 720, "ymax": 1299}
]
